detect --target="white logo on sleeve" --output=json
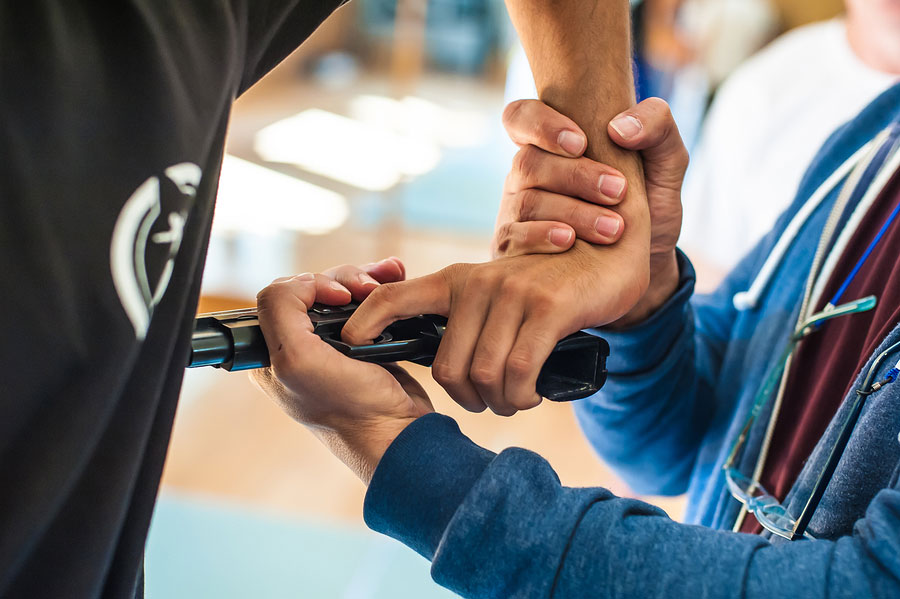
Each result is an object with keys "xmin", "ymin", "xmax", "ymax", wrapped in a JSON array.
[{"xmin": 110, "ymin": 162, "xmax": 202, "ymax": 340}]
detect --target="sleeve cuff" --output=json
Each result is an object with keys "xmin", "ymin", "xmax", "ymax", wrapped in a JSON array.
[
  {"xmin": 363, "ymin": 413, "xmax": 495, "ymax": 560},
  {"xmin": 588, "ymin": 249, "xmax": 696, "ymax": 375}
]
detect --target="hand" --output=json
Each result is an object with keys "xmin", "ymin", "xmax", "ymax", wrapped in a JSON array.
[
  {"xmin": 252, "ymin": 258, "xmax": 432, "ymax": 484},
  {"xmin": 493, "ymin": 100, "xmax": 628, "ymax": 256},
  {"xmin": 495, "ymin": 98, "xmax": 688, "ymax": 326},
  {"xmin": 341, "ymin": 246, "xmax": 647, "ymax": 417}
]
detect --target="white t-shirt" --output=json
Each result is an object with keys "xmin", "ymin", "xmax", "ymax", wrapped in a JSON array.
[{"xmin": 681, "ymin": 18, "xmax": 898, "ymax": 271}]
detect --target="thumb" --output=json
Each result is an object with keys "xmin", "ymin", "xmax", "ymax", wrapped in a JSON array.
[
  {"xmin": 608, "ymin": 97, "xmax": 689, "ymax": 192},
  {"xmin": 256, "ymin": 274, "xmax": 336, "ymax": 380}
]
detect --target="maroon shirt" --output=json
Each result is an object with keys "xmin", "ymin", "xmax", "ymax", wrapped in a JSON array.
[{"xmin": 742, "ymin": 168, "xmax": 900, "ymax": 534}]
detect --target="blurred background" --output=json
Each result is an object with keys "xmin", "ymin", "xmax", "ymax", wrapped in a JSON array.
[{"xmin": 145, "ymin": 0, "xmax": 881, "ymax": 596}]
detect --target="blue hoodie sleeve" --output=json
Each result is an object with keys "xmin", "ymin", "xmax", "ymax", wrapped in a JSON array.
[
  {"xmin": 574, "ymin": 84, "xmax": 900, "ymax": 498},
  {"xmin": 574, "ymin": 247, "xmax": 756, "ymax": 496},
  {"xmin": 365, "ymin": 414, "xmax": 900, "ymax": 599}
]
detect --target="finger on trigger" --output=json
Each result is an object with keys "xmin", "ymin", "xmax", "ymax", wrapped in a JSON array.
[
  {"xmin": 341, "ymin": 270, "xmax": 453, "ymax": 345},
  {"xmin": 502, "ymin": 99, "xmax": 586, "ymax": 157}
]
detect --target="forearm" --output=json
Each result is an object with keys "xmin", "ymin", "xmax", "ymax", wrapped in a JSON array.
[
  {"xmin": 365, "ymin": 414, "xmax": 900, "ymax": 598},
  {"xmin": 506, "ymin": 0, "xmax": 651, "ymax": 295}
]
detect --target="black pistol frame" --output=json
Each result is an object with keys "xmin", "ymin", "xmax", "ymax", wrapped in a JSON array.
[{"xmin": 189, "ymin": 303, "xmax": 608, "ymax": 402}]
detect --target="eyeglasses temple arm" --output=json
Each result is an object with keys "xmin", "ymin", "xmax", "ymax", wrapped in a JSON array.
[
  {"xmin": 790, "ymin": 392, "xmax": 864, "ymax": 540},
  {"xmin": 791, "ymin": 337, "xmax": 900, "ymax": 540}
]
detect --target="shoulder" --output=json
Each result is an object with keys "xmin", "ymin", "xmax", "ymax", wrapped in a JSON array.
[
  {"xmin": 754, "ymin": 19, "xmax": 844, "ymax": 61},
  {"xmin": 716, "ymin": 19, "xmax": 844, "ymax": 99}
]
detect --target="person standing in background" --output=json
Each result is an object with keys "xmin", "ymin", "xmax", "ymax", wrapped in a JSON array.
[{"xmin": 681, "ymin": 0, "xmax": 900, "ymax": 284}]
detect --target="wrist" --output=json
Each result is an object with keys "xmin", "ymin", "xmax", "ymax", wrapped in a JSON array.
[
  {"xmin": 312, "ymin": 416, "xmax": 418, "ymax": 485},
  {"xmin": 610, "ymin": 249, "xmax": 679, "ymax": 328}
]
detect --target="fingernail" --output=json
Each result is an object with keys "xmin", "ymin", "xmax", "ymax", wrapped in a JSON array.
[
  {"xmin": 549, "ymin": 227, "xmax": 573, "ymax": 247},
  {"xmin": 598, "ymin": 174, "xmax": 626, "ymax": 199},
  {"xmin": 294, "ymin": 273, "xmax": 315, "ymax": 281},
  {"xmin": 357, "ymin": 272, "xmax": 379, "ymax": 287},
  {"xmin": 610, "ymin": 115, "xmax": 642, "ymax": 139},
  {"xmin": 558, "ymin": 130, "xmax": 586, "ymax": 155},
  {"xmin": 329, "ymin": 280, "xmax": 349, "ymax": 292},
  {"xmin": 594, "ymin": 215, "xmax": 621, "ymax": 237}
]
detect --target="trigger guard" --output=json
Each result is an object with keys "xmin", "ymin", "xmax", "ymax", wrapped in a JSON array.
[{"xmin": 322, "ymin": 331, "xmax": 393, "ymax": 354}]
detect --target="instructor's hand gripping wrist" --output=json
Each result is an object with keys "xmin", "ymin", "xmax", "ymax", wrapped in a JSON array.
[{"xmin": 494, "ymin": 98, "xmax": 688, "ymax": 328}]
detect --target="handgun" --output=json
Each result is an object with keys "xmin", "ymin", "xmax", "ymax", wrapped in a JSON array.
[{"xmin": 188, "ymin": 303, "xmax": 608, "ymax": 402}]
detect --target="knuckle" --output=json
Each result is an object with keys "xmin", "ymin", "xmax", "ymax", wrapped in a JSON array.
[
  {"xmin": 567, "ymin": 161, "xmax": 589, "ymax": 191},
  {"xmin": 468, "ymin": 264, "xmax": 500, "ymax": 288},
  {"xmin": 644, "ymin": 96, "xmax": 671, "ymax": 114},
  {"xmin": 256, "ymin": 286, "xmax": 273, "ymax": 304},
  {"xmin": 531, "ymin": 115, "xmax": 555, "ymax": 145},
  {"xmin": 495, "ymin": 221, "xmax": 516, "ymax": 244},
  {"xmin": 499, "ymin": 273, "xmax": 531, "ymax": 298},
  {"xmin": 506, "ymin": 353, "xmax": 535, "ymax": 380},
  {"xmin": 502, "ymin": 171, "xmax": 517, "ymax": 195},
  {"xmin": 441, "ymin": 262, "xmax": 472, "ymax": 282},
  {"xmin": 564, "ymin": 201, "xmax": 584, "ymax": 229},
  {"xmin": 531, "ymin": 289, "xmax": 564, "ymax": 315},
  {"xmin": 512, "ymin": 146, "xmax": 539, "ymax": 184},
  {"xmin": 642, "ymin": 97, "xmax": 673, "ymax": 127},
  {"xmin": 521, "ymin": 224, "xmax": 545, "ymax": 250},
  {"xmin": 493, "ymin": 222, "xmax": 517, "ymax": 255},
  {"xmin": 502, "ymin": 100, "xmax": 526, "ymax": 130},
  {"xmin": 648, "ymin": 98, "xmax": 680, "ymax": 139},
  {"xmin": 516, "ymin": 188, "xmax": 540, "ymax": 222},
  {"xmin": 333, "ymin": 263, "xmax": 357, "ymax": 275},
  {"xmin": 335, "ymin": 264, "xmax": 364, "ymax": 281},
  {"xmin": 439, "ymin": 263, "xmax": 468, "ymax": 295},
  {"xmin": 432, "ymin": 359, "xmax": 463, "ymax": 388},
  {"xmin": 469, "ymin": 362, "xmax": 500, "ymax": 388},
  {"xmin": 256, "ymin": 283, "xmax": 287, "ymax": 306},
  {"xmin": 368, "ymin": 281, "xmax": 399, "ymax": 305}
]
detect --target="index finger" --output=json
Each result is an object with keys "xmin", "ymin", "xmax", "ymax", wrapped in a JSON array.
[
  {"xmin": 502, "ymin": 99, "xmax": 587, "ymax": 158},
  {"xmin": 341, "ymin": 267, "xmax": 460, "ymax": 345}
]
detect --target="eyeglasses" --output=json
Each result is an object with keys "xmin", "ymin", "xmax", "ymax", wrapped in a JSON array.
[{"xmin": 722, "ymin": 295, "xmax": 877, "ymax": 541}]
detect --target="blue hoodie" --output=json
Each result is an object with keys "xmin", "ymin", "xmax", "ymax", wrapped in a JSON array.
[{"xmin": 364, "ymin": 83, "xmax": 900, "ymax": 598}]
